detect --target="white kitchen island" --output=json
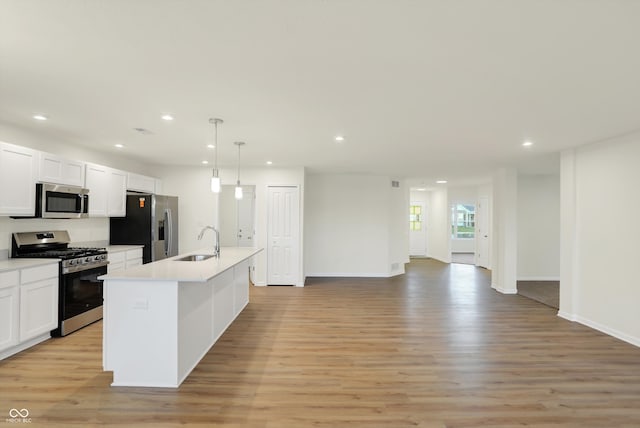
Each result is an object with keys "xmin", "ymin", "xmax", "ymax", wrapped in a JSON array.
[{"xmin": 99, "ymin": 247, "xmax": 262, "ymax": 388}]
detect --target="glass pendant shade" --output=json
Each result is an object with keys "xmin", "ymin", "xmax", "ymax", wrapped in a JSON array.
[
  {"xmin": 210, "ymin": 170, "xmax": 221, "ymax": 193},
  {"xmin": 234, "ymin": 141, "xmax": 245, "ymax": 200},
  {"xmin": 209, "ymin": 118, "xmax": 223, "ymax": 193}
]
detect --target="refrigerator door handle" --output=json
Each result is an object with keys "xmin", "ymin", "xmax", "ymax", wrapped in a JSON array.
[{"xmin": 164, "ymin": 208, "xmax": 172, "ymax": 257}]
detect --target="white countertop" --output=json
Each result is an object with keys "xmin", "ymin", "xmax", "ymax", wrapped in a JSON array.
[
  {"xmin": 0, "ymin": 258, "xmax": 60, "ymax": 273},
  {"xmin": 99, "ymin": 247, "xmax": 262, "ymax": 283},
  {"xmin": 104, "ymin": 245, "xmax": 144, "ymax": 253}
]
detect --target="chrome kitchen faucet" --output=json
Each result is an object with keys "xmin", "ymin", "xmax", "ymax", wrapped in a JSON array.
[{"xmin": 197, "ymin": 225, "xmax": 220, "ymax": 257}]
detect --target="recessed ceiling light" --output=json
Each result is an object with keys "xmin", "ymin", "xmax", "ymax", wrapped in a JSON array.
[
  {"xmin": 522, "ymin": 141, "xmax": 533, "ymax": 147},
  {"xmin": 33, "ymin": 114, "xmax": 48, "ymax": 121},
  {"xmin": 335, "ymin": 135, "xmax": 345, "ymax": 142},
  {"xmin": 266, "ymin": 161, "xmax": 273, "ymax": 165},
  {"xmin": 114, "ymin": 144, "xmax": 124, "ymax": 148},
  {"xmin": 416, "ymin": 188, "xmax": 427, "ymax": 191},
  {"xmin": 436, "ymin": 180, "xmax": 447, "ymax": 184},
  {"xmin": 202, "ymin": 160, "xmax": 209, "ymax": 165},
  {"xmin": 207, "ymin": 144, "xmax": 215, "ymax": 149},
  {"xmin": 161, "ymin": 114, "xmax": 174, "ymax": 121}
]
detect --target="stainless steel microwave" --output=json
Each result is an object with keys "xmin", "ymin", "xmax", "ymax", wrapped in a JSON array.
[{"xmin": 35, "ymin": 183, "xmax": 89, "ymax": 218}]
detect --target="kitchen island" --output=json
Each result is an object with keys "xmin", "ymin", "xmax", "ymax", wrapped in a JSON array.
[{"xmin": 99, "ymin": 247, "xmax": 262, "ymax": 388}]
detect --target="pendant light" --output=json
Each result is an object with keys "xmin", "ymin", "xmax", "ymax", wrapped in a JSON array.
[
  {"xmin": 234, "ymin": 141, "xmax": 245, "ymax": 200},
  {"xmin": 209, "ymin": 118, "xmax": 223, "ymax": 193}
]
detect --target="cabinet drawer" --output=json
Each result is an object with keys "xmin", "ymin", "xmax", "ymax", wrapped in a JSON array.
[
  {"xmin": 21, "ymin": 263, "xmax": 59, "ymax": 284},
  {"xmin": 126, "ymin": 248, "xmax": 143, "ymax": 261},
  {"xmin": 108, "ymin": 252, "xmax": 125, "ymax": 263},
  {"xmin": 0, "ymin": 270, "xmax": 19, "ymax": 290}
]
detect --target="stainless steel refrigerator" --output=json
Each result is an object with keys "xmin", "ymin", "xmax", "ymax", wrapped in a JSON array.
[{"xmin": 109, "ymin": 194, "xmax": 179, "ymax": 264}]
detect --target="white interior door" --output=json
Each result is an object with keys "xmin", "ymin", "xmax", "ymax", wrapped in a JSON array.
[
  {"xmin": 409, "ymin": 202, "xmax": 427, "ymax": 256},
  {"xmin": 476, "ymin": 196, "xmax": 491, "ymax": 268},
  {"xmin": 237, "ymin": 187, "xmax": 255, "ymax": 246},
  {"xmin": 267, "ymin": 186, "xmax": 300, "ymax": 285}
]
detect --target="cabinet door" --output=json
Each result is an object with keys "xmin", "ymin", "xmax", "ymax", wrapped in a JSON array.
[
  {"xmin": 85, "ymin": 163, "xmax": 108, "ymax": 217},
  {"xmin": 107, "ymin": 169, "xmax": 127, "ymax": 217},
  {"xmin": 127, "ymin": 172, "xmax": 156, "ymax": 193},
  {"xmin": 19, "ymin": 277, "xmax": 58, "ymax": 341},
  {"xmin": 0, "ymin": 142, "xmax": 37, "ymax": 216},
  {"xmin": 0, "ymin": 286, "xmax": 19, "ymax": 351},
  {"xmin": 39, "ymin": 152, "xmax": 85, "ymax": 187}
]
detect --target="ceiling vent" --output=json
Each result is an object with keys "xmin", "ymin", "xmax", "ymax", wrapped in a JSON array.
[
  {"xmin": 133, "ymin": 127, "xmax": 153, "ymax": 135},
  {"xmin": 391, "ymin": 180, "xmax": 400, "ymax": 188}
]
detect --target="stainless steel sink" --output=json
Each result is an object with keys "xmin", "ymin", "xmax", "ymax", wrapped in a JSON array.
[{"xmin": 174, "ymin": 254, "xmax": 215, "ymax": 262}]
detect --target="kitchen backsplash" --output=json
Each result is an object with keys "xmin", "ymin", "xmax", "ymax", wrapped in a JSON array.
[{"xmin": 0, "ymin": 216, "xmax": 110, "ymax": 257}]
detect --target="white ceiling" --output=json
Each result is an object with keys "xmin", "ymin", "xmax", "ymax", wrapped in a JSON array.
[{"xmin": 2, "ymin": 1, "xmax": 639, "ymax": 186}]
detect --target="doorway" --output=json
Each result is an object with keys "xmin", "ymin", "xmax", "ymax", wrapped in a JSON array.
[
  {"xmin": 409, "ymin": 201, "xmax": 427, "ymax": 256},
  {"xmin": 450, "ymin": 203, "xmax": 476, "ymax": 265},
  {"xmin": 219, "ymin": 185, "xmax": 255, "ymax": 247}
]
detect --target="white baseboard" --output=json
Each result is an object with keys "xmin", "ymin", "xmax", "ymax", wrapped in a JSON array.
[
  {"xmin": 557, "ymin": 311, "xmax": 576, "ymax": 321},
  {"xmin": 557, "ymin": 312, "xmax": 640, "ymax": 348},
  {"xmin": 0, "ymin": 333, "xmax": 51, "ymax": 361},
  {"xmin": 305, "ymin": 272, "xmax": 390, "ymax": 278},
  {"xmin": 491, "ymin": 283, "xmax": 518, "ymax": 294},
  {"xmin": 517, "ymin": 276, "xmax": 561, "ymax": 281}
]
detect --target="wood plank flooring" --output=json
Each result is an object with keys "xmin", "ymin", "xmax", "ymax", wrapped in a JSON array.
[{"xmin": 2, "ymin": 259, "xmax": 640, "ymax": 427}]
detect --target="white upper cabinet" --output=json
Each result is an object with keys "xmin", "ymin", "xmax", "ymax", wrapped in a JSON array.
[
  {"xmin": 127, "ymin": 172, "xmax": 156, "ymax": 193},
  {"xmin": 108, "ymin": 169, "xmax": 127, "ymax": 217},
  {"xmin": 38, "ymin": 152, "xmax": 86, "ymax": 187},
  {"xmin": 0, "ymin": 142, "xmax": 37, "ymax": 216},
  {"xmin": 85, "ymin": 163, "xmax": 127, "ymax": 217},
  {"xmin": 85, "ymin": 163, "xmax": 108, "ymax": 217}
]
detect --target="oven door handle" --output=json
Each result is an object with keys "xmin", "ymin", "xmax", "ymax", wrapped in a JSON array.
[{"xmin": 62, "ymin": 260, "xmax": 109, "ymax": 274}]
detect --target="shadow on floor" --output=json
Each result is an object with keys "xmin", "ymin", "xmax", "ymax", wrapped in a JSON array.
[{"xmin": 517, "ymin": 280, "xmax": 559, "ymax": 309}]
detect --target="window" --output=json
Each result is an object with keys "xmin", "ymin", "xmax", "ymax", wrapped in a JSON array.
[
  {"xmin": 451, "ymin": 204, "xmax": 475, "ymax": 239},
  {"xmin": 409, "ymin": 205, "xmax": 422, "ymax": 231}
]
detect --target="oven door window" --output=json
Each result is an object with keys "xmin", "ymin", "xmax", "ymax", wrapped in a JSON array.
[
  {"xmin": 46, "ymin": 191, "xmax": 82, "ymax": 213},
  {"xmin": 62, "ymin": 266, "xmax": 106, "ymax": 320}
]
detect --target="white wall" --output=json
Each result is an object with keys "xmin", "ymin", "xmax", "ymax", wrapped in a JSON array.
[
  {"xmin": 389, "ymin": 180, "xmax": 410, "ymax": 275},
  {"xmin": 560, "ymin": 135, "xmax": 640, "ymax": 346},
  {"xmin": 491, "ymin": 168, "xmax": 518, "ymax": 294},
  {"xmin": 427, "ymin": 188, "xmax": 450, "ymax": 263},
  {"xmin": 305, "ymin": 174, "xmax": 406, "ymax": 277},
  {"xmin": 158, "ymin": 165, "xmax": 305, "ymax": 286},
  {"xmin": 477, "ymin": 183, "xmax": 493, "ymax": 270},
  {"xmin": 517, "ymin": 174, "xmax": 560, "ymax": 280}
]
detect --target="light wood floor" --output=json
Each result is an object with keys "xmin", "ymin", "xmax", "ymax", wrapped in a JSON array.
[{"xmin": 2, "ymin": 259, "xmax": 640, "ymax": 427}]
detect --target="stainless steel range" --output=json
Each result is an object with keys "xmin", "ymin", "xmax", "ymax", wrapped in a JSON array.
[{"xmin": 11, "ymin": 231, "xmax": 108, "ymax": 336}]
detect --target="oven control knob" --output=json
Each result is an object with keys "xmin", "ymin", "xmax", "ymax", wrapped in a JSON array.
[
  {"xmin": 85, "ymin": 257, "xmax": 92, "ymax": 263},
  {"xmin": 68, "ymin": 259, "xmax": 76, "ymax": 266}
]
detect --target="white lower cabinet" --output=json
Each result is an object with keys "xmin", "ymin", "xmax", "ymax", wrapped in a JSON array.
[
  {"xmin": 108, "ymin": 248, "xmax": 143, "ymax": 273},
  {"xmin": 19, "ymin": 277, "xmax": 58, "ymax": 342},
  {"xmin": 0, "ymin": 262, "xmax": 59, "ymax": 360},
  {"xmin": 0, "ymin": 271, "xmax": 20, "ymax": 352}
]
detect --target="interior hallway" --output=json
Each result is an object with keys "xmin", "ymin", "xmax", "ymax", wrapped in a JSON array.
[{"xmin": 1, "ymin": 259, "xmax": 639, "ymax": 426}]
